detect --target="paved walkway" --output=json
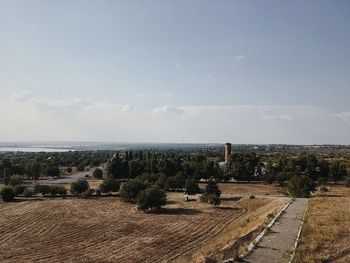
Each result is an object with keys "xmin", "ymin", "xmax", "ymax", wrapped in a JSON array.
[{"xmin": 241, "ymin": 198, "xmax": 308, "ymax": 263}]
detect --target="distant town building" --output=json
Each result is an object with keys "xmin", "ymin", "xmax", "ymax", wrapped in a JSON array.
[{"xmin": 224, "ymin": 142, "xmax": 232, "ymax": 163}]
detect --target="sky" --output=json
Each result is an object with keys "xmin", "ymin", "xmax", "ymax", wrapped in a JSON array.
[{"xmin": 1, "ymin": 0, "xmax": 350, "ymax": 144}]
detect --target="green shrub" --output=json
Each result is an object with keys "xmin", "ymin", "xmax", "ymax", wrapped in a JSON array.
[
  {"xmin": 137, "ymin": 185, "xmax": 166, "ymax": 210},
  {"xmin": 93, "ymin": 168, "xmax": 103, "ymax": 179},
  {"xmin": 164, "ymin": 172, "xmax": 186, "ymax": 191},
  {"xmin": 287, "ymin": 175, "xmax": 316, "ymax": 198},
  {"xmin": 185, "ymin": 178, "xmax": 200, "ymax": 195},
  {"xmin": 345, "ymin": 179, "xmax": 350, "ymax": 188},
  {"xmin": 9, "ymin": 175, "xmax": 23, "ymax": 186},
  {"xmin": 120, "ymin": 179, "xmax": 149, "ymax": 202},
  {"xmin": 34, "ymin": 184, "xmax": 42, "ymax": 194},
  {"xmin": 46, "ymin": 166, "xmax": 60, "ymax": 177},
  {"xmin": 49, "ymin": 185, "xmax": 67, "ymax": 196},
  {"xmin": 70, "ymin": 179, "xmax": 89, "ymax": 195},
  {"xmin": 82, "ymin": 189, "xmax": 94, "ymax": 198},
  {"xmin": 1, "ymin": 187, "xmax": 15, "ymax": 202},
  {"xmin": 39, "ymin": 185, "xmax": 51, "ymax": 196},
  {"xmin": 100, "ymin": 177, "xmax": 120, "ymax": 195},
  {"xmin": 23, "ymin": 189, "xmax": 33, "ymax": 197},
  {"xmin": 13, "ymin": 185, "xmax": 26, "ymax": 196},
  {"xmin": 201, "ymin": 179, "xmax": 221, "ymax": 206}
]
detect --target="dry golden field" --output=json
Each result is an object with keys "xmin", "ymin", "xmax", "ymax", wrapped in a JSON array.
[
  {"xmin": 294, "ymin": 186, "xmax": 350, "ymax": 263},
  {"xmin": 0, "ymin": 185, "xmax": 287, "ymax": 263}
]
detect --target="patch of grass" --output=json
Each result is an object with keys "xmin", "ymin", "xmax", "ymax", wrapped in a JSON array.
[{"xmin": 294, "ymin": 186, "xmax": 350, "ymax": 263}]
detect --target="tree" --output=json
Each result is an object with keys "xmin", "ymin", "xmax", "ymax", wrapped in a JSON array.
[
  {"xmin": 262, "ymin": 161, "xmax": 276, "ymax": 184},
  {"xmin": 3, "ymin": 168, "xmax": 12, "ymax": 185},
  {"xmin": 1, "ymin": 187, "xmax": 15, "ymax": 202},
  {"xmin": 165, "ymin": 172, "xmax": 186, "ymax": 191},
  {"xmin": 70, "ymin": 179, "xmax": 89, "ymax": 195},
  {"xmin": 26, "ymin": 160, "xmax": 41, "ymax": 181},
  {"xmin": 120, "ymin": 179, "xmax": 149, "ymax": 202},
  {"xmin": 319, "ymin": 160, "xmax": 330, "ymax": 182},
  {"xmin": 9, "ymin": 175, "xmax": 23, "ymax": 186},
  {"xmin": 46, "ymin": 166, "xmax": 60, "ymax": 177},
  {"xmin": 100, "ymin": 177, "xmax": 120, "ymax": 195},
  {"xmin": 287, "ymin": 175, "xmax": 316, "ymax": 198},
  {"xmin": 201, "ymin": 179, "xmax": 221, "ymax": 206},
  {"xmin": 185, "ymin": 178, "xmax": 200, "ymax": 195},
  {"xmin": 108, "ymin": 155, "xmax": 130, "ymax": 180},
  {"xmin": 49, "ymin": 185, "xmax": 67, "ymax": 196},
  {"xmin": 93, "ymin": 168, "xmax": 103, "ymax": 179},
  {"xmin": 330, "ymin": 162, "xmax": 347, "ymax": 184},
  {"xmin": 38, "ymin": 185, "xmax": 51, "ymax": 196},
  {"xmin": 137, "ymin": 185, "xmax": 166, "ymax": 210},
  {"xmin": 14, "ymin": 185, "xmax": 26, "ymax": 196}
]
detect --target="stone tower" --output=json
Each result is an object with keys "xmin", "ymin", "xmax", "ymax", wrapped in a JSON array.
[{"xmin": 224, "ymin": 142, "xmax": 232, "ymax": 163}]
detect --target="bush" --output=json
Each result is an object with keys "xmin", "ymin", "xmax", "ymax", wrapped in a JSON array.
[
  {"xmin": 100, "ymin": 177, "xmax": 120, "ymax": 195},
  {"xmin": 70, "ymin": 179, "xmax": 89, "ymax": 195},
  {"xmin": 201, "ymin": 179, "xmax": 221, "ymax": 206},
  {"xmin": 9, "ymin": 175, "xmax": 23, "ymax": 186},
  {"xmin": 345, "ymin": 179, "xmax": 350, "ymax": 188},
  {"xmin": 120, "ymin": 179, "xmax": 149, "ymax": 202},
  {"xmin": 34, "ymin": 184, "xmax": 42, "ymax": 194},
  {"xmin": 1, "ymin": 187, "xmax": 15, "ymax": 202},
  {"xmin": 23, "ymin": 189, "xmax": 33, "ymax": 197},
  {"xmin": 319, "ymin": 185, "xmax": 329, "ymax": 192},
  {"xmin": 287, "ymin": 175, "xmax": 316, "ymax": 198},
  {"xmin": 82, "ymin": 188, "xmax": 95, "ymax": 198},
  {"xmin": 95, "ymin": 189, "xmax": 101, "ymax": 196},
  {"xmin": 77, "ymin": 165, "xmax": 85, "ymax": 171},
  {"xmin": 36, "ymin": 185, "xmax": 51, "ymax": 196},
  {"xmin": 66, "ymin": 167, "xmax": 73, "ymax": 174},
  {"xmin": 185, "ymin": 178, "xmax": 200, "ymax": 195},
  {"xmin": 137, "ymin": 185, "xmax": 166, "ymax": 210},
  {"xmin": 49, "ymin": 185, "xmax": 67, "ymax": 196},
  {"xmin": 165, "ymin": 172, "xmax": 186, "ymax": 191},
  {"xmin": 249, "ymin": 195, "xmax": 256, "ymax": 199},
  {"xmin": 46, "ymin": 166, "xmax": 60, "ymax": 177},
  {"xmin": 93, "ymin": 168, "xmax": 103, "ymax": 179},
  {"xmin": 14, "ymin": 185, "xmax": 26, "ymax": 196}
]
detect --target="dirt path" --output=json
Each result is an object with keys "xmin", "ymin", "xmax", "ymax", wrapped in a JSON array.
[{"xmin": 241, "ymin": 198, "xmax": 308, "ymax": 263}]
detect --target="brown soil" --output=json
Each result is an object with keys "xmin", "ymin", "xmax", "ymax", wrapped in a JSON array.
[{"xmin": 0, "ymin": 196, "xmax": 249, "ymax": 263}]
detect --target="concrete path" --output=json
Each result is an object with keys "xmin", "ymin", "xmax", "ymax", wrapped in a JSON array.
[{"xmin": 241, "ymin": 198, "xmax": 308, "ymax": 263}]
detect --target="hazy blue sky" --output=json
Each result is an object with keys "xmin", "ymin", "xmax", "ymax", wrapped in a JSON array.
[{"xmin": 1, "ymin": 1, "xmax": 350, "ymax": 144}]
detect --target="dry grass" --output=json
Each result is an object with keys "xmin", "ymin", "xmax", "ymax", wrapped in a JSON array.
[
  {"xmin": 0, "ymin": 182, "xmax": 288, "ymax": 263},
  {"xmin": 174, "ymin": 196, "xmax": 288, "ymax": 262},
  {"xmin": 294, "ymin": 186, "xmax": 350, "ymax": 263},
  {"xmin": 0, "ymin": 194, "xmax": 246, "ymax": 262},
  {"xmin": 0, "ymin": 191, "xmax": 284, "ymax": 263},
  {"xmin": 214, "ymin": 182, "xmax": 286, "ymax": 197}
]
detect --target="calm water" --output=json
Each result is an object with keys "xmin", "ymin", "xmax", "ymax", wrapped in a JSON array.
[{"xmin": 0, "ymin": 147, "xmax": 73, "ymax": 152}]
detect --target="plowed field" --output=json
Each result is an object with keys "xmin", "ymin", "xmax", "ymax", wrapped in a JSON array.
[{"xmin": 0, "ymin": 197, "xmax": 248, "ymax": 263}]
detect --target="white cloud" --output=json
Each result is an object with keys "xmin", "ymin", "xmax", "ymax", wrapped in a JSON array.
[
  {"xmin": 335, "ymin": 112, "xmax": 350, "ymax": 123},
  {"xmin": 136, "ymin": 93, "xmax": 145, "ymax": 97},
  {"xmin": 261, "ymin": 115, "xmax": 294, "ymax": 122},
  {"xmin": 235, "ymin": 55, "xmax": 245, "ymax": 60},
  {"xmin": 2, "ymin": 93, "xmax": 350, "ymax": 144},
  {"xmin": 151, "ymin": 105, "xmax": 184, "ymax": 116},
  {"xmin": 8, "ymin": 92, "xmax": 129, "ymax": 114},
  {"xmin": 162, "ymin": 92, "xmax": 173, "ymax": 97}
]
